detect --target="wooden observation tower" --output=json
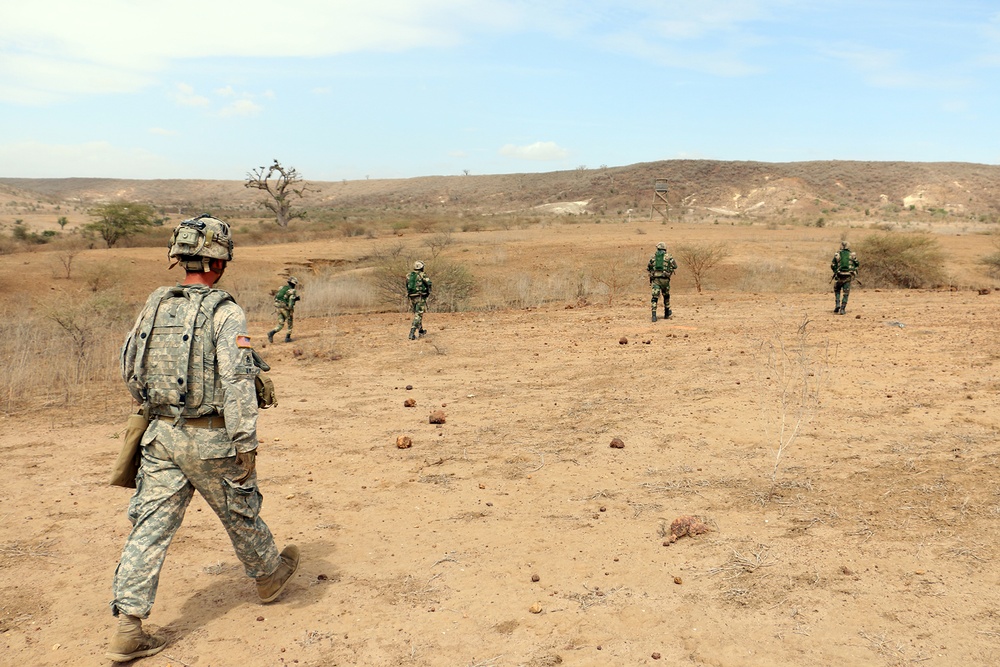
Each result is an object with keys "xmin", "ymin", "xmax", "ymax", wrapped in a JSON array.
[{"xmin": 650, "ymin": 178, "xmax": 669, "ymax": 220}]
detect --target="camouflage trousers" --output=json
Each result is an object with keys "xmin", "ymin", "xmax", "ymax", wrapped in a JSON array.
[
  {"xmin": 270, "ymin": 307, "xmax": 294, "ymax": 336},
  {"xmin": 409, "ymin": 295, "xmax": 427, "ymax": 331},
  {"xmin": 650, "ymin": 278, "xmax": 671, "ymax": 311},
  {"xmin": 834, "ymin": 278, "xmax": 852, "ymax": 308},
  {"xmin": 111, "ymin": 419, "xmax": 280, "ymax": 619}
]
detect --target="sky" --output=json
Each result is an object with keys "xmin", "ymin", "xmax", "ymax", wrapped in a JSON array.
[{"xmin": 1, "ymin": 0, "xmax": 999, "ymax": 181}]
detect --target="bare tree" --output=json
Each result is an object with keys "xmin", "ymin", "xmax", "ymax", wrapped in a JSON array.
[
  {"xmin": 674, "ymin": 242, "xmax": 730, "ymax": 293},
  {"xmin": 425, "ymin": 231, "xmax": 454, "ymax": 258},
  {"xmin": 245, "ymin": 159, "xmax": 309, "ymax": 228},
  {"xmin": 593, "ymin": 251, "xmax": 641, "ymax": 305}
]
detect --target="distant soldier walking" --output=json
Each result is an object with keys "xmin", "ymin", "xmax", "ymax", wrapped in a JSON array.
[
  {"xmin": 109, "ymin": 215, "xmax": 299, "ymax": 662},
  {"xmin": 406, "ymin": 261, "xmax": 432, "ymax": 340},
  {"xmin": 647, "ymin": 242, "xmax": 678, "ymax": 321},
  {"xmin": 831, "ymin": 241, "xmax": 860, "ymax": 314},
  {"xmin": 268, "ymin": 276, "xmax": 300, "ymax": 343}
]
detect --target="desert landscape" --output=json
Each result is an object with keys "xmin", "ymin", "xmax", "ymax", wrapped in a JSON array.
[{"xmin": 3, "ymin": 163, "xmax": 1000, "ymax": 666}]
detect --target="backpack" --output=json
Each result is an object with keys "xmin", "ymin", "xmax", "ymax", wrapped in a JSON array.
[
  {"xmin": 129, "ymin": 286, "xmax": 234, "ymax": 419},
  {"xmin": 837, "ymin": 249, "xmax": 853, "ymax": 275},
  {"xmin": 275, "ymin": 284, "xmax": 291, "ymax": 307},
  {"xmin": 651, "ymin": 250, "xmax": 674, "ymax": 278}
]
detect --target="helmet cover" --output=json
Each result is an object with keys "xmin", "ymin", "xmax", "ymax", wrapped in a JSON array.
[{"xmin": 168, "ymin": 214, "xmax": 234, "ymax": 263}]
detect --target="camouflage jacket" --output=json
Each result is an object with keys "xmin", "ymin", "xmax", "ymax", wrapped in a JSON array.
[
  {"xmin": 406, "ymin": 270, "xmax": 432, "ymax": 297},
  {"xmin": 121, "ymin": 284, "xmax": 260, "ymax": 453},
  {"xmin": 647, "ymin": 250, "xmax": 677, "ymax": 278},
  {"xmin": 274, "ymin": 285, "xmax": 299, "ymax": 309}
]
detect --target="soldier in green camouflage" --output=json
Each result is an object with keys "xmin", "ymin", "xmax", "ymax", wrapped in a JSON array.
[
  {"xmin": 647, "ymin": 242, "xmax": 678, "ymax": 321},
  {"xmin": 831, "ymin": 241, "xmax": 860, "ymax": 314},
  {"xmin": 109, "ymin": 215, "xmax": 299, "ymax": 663},
  {"xmin": 406, "ymin": 261, "xmax": 432, "ymax": 340},
  {"xmin": 268, "ymin": 276, "xmax": 300, "ymax": 343}
]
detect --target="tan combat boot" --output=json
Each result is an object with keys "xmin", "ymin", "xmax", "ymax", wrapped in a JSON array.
[
  {"xmin": 256, "ymin": 544, "xmax": 300, "ymax": 603},
  {"xmin": 106, "ymin": 614, "xmax": 166, "ymax": 663}
]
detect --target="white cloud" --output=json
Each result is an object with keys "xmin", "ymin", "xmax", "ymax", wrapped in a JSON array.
[
  {"xmin": 499, "ymin": 141, "xmax": 569, "ymax": 161},
  {"xmin": 219, "ymin": 99, "xmax": 262, "ymax": 117},
  {"xmin": 173, "ymin": 83, "xmax": 210, "ymax": 107},
  {"xmin": 0, "ymin": 1, "xmax": 516, "ymax": 103}
]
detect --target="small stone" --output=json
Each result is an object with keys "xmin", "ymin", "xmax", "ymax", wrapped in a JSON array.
[
  {"xmin": 256, "ymin": 616, "xmax": 265, "ymax": 622},
  {"xmin": 396, "ymin": 435, "xmax": 413, "ymax": 449},
  {"xmin": 619, "ymin": 337, "xmax": 628, "ymax": 345},
  {"xmin": 478, "ymin": 483, "xmax": 486, "ymax": 489},
  {"xmin": 404, "ymin": 398, "xmax": 416, "ymax": 407},
  {"xmin": 317, "ymin": 574, "xmax": 329, "ymax": 581},
  {"xmin": 673, "ymin": 576, "xmax": 682, "ymax": 585},
  {"xmin": 529, "ymin": 603, "xmax": 542, "ymax": 614},
  {"xmin": 405, "ymin": 384, "xmax": 413, "ymax": 390},
  {"xmin": 531, "ymin": 574, "xmax": 540, "ymax": 582},
  {"xmin": 652, "ymin": 652, "xmax": 662, "ymax": 660},
  {"xmin": 429, "ymin": 410, "xmax": 446, "ymax": 424},
  {"xmin": 609, "ymin": 437, "xmax": 625, "ymax": 449}
]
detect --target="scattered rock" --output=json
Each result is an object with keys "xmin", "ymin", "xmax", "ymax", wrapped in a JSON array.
[
  {"xmin": 396, "ymin": 435, "xmax": 413, "ymax": 449},
  {"xmin": 609, "ymin": 437, "xmax": 625, "ymax": 449},
  {"xmin": 529, "ymin": 603, "xmax": 543, "ymax": 614},
  {"xmin": 673, "ymin": 576, "xmax": 683, "ymax": 585},
  {"xmin": 619, "ymin": 337, "xmax": 628, "ymax": 345},
  {"xmin": 979, "ymin": 288, "xmax": 990, "ymax": 295},
  {"xmin": 256, "ymin": 616, "xmax": 265, "ymax": 622},
  {"xmin": 531, "ymin": 573, "xmax": 540, "ymax": 582},
  {"xmin": 404, "ymin": 398, "xmax": 416, "ymax": 407},
  {"xmin": 429, "ymin": 410, "xmax": 446, "ymax": 424},
  {"xmin": 665, "ymin": 515, "xmax": 711, "ymax": 544},
  {"xmin": 652, "ymin": 652, "xmax": 662, "ymax": 660},
  {"xmin": 292, "ymin": 348, "xmax": 304, "ymax": 358},
  {"xmin": 405, "ymin": 384, "xmax": 413, "ymax": 390},
  {"xmin": 317, "ymin": 573, "xmax": 329, "ymax": 581}
]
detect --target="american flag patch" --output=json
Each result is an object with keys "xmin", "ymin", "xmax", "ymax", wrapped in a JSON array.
[{"xmin": 236, "ymin": 335, "xmax": 252, "ymax": 349}]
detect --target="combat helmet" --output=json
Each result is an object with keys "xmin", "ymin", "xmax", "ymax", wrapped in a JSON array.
[
  {"xmin": 287, "ymin": 276, "xmax": 299, "ymax": 286},
  {"xmin": 414, "ymin": 261, "xmax": 425, "ymax": 270},
  {"xmin": 841, "ymin": 240, "xmax": 850, "ymax": 250},
  {"xmin": 656, "ymin": 242, "xmax": 666, "ymax": 250},
  {"xmin": 168, "ymin": 214, "xmax": 234, "ymax": 271}
]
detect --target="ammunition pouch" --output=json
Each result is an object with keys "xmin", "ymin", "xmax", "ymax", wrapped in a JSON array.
[
  {"xmin": 110, "ymin": 411, "xmax": 149, "ymax": 488},
  {"xmin": 255, "ymin": 372, "xmax": 277, "ymax": 409}
]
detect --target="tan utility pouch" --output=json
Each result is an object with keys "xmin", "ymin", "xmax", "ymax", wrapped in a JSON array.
[
  {"xmin": 110, "ymin": 412, "xmax": 149, "ymax": 488},
  {"xmin": 255, "ymin": 372, "xmax": 277, "ymax": 409}
]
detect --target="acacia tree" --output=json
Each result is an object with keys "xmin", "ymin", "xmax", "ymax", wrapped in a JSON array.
[
  {"xmin": 84, "ymin": 201, "xmax": 157, "ymax": 248},
  {"xmin": 674, "ymin": 242, "xmax": 730, "ymax": 293},
  {"xmin": 245, "ymin": 159, "xmax": 309, "ymax": 227}
]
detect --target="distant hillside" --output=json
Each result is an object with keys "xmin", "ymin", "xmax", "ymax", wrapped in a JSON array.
[{"xmin": 3, "ymin": 160, "xmax": 999, "ymax": 222}]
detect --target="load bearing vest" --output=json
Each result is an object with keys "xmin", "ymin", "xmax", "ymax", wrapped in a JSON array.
[{"xmin": 131, "ymin": 286, "xmax": 233, "ymax": 419}]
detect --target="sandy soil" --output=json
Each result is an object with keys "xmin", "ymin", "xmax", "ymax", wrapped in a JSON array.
[{"xmin": 3, "ymin": 224, "xmax": 1000, "ymax": 667}]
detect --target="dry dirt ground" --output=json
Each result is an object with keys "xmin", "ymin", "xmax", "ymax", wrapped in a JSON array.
[{"xmin": 3, "ymin": 223, "xmax": 1000, "ymax": 667}]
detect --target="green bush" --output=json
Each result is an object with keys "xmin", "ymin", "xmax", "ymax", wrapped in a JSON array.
[{"xmin": 855, "ymin": 233, "xmax": 945, "ymax": 288}]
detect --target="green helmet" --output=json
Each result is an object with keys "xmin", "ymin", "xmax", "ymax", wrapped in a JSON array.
[{"xmin": 168, "ymin": 214, "xmax": 234, "ymax": 268}]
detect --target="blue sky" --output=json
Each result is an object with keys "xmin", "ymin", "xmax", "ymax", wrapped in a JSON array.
[{"xmin": 1, "ymin": 0, "xmax": 999, "ymax": 180}]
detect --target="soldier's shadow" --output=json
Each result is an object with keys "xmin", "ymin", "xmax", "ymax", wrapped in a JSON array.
[{"xmin": 161, "ymin": 539, "xmax": 340, "ymax": 641}]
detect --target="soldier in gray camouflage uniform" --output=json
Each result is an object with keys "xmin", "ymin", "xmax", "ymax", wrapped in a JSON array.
[{"xmin": 108, "ymin": 214, "xmax": 299, "ymax": 663}]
